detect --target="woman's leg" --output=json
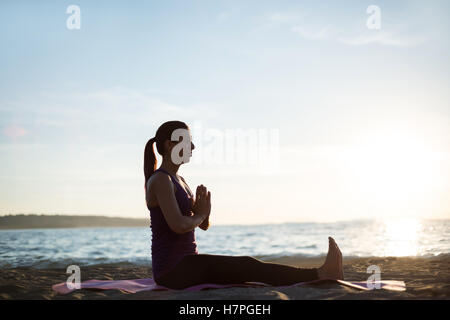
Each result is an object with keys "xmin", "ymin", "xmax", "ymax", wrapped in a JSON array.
[
  {"xmin": 155, "ymin": 237, "xmax": 344, "ymax": 290},
  {"xmin": 155, "ymin": 254, "xmax": 318, "ymax": 289}
]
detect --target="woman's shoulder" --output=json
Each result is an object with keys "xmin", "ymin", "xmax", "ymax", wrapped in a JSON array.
[
  {"xmin": 149, "ymin": 171, "xmax": 171, "ymax": 185},
  {"xmin": 146, "ymin": 171, "xmax": 177, "ymax": 209}
]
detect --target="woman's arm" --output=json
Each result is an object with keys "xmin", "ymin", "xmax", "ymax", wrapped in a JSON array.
[{"xmin": 152, "ymin": 173, "xmax": 208, "ymax": 234}]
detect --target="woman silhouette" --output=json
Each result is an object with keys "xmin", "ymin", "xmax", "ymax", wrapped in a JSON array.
[{"xmin": 144, "ymin": 121, "xmax": 344, "ymax": 289}]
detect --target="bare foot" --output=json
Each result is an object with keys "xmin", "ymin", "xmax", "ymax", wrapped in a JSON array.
[{"xmin": 317, "ymin": 237, "xmax": 344, "ymax": 280}]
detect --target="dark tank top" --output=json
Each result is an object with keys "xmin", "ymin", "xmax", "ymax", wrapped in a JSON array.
[{"xmin": 147, "ymin": 168, "xmax": 198, "ymax": 280}]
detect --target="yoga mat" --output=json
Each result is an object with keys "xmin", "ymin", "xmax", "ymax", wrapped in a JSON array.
[{"xmin": 52, "ymin": 278, "xmax": 406, "ymax": 295}]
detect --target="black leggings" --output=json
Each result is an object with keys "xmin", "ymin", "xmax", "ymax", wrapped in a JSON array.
[{"xmin": 154, "ymin": 254, "xmax": 319, "ymax": 289}]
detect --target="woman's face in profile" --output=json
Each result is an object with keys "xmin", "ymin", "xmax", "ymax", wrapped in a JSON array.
[{"xmin": 167, "ymin": 129, "xmax": 195, "ymax": 163}]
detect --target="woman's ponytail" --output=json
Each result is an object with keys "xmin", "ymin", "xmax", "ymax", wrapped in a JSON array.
[{"xmin": 144, "ymin": 137, "xmax": 156, "ymax": 189}]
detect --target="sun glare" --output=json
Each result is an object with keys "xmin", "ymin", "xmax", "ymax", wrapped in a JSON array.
[
  {"xmin": 343, "ymin": 128, "xmax": 440, "ymax": 218},
  {"xmin": 380, "ymin": 218, "xmax": 422, "ymax": 256}
]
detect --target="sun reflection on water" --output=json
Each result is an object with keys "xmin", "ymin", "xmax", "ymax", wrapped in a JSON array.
[{"xmin": 380, "ymin": 218, "xmax": 421, "ymax": 257}]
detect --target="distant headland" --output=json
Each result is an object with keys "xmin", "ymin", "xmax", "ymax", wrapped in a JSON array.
[{"xmin": 0, "ymin": 214, "xmax": 149, "ymax": 230}]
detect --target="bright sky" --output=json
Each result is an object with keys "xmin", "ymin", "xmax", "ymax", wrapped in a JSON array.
[{"xmin": 1, "ymin": 0, "xmax": 449, "ymax": 224}]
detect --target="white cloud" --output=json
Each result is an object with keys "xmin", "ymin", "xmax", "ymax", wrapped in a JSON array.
[
  {"xmin": 217, "ymin": 8, "xmax": 241, "ymax": 23},
  {"xmin": 9, "ymin": 87, "xmax": 218, "ymax": 129},
  {"xmin": 268, "ymin": 13, "xmax": 298, "ymax": 23},
  {"xmin": 291, "ymin": 25, "xmax": 330, "ymax": 40},
  {"xmin": 3, "ymin": 125, "xmax": 28, "ymax": 138},
  {"xmin": 291, "ymin": 23, "xmax": 425, "ymax": 48},
  {"xmin": 338, "ymin": 32, "xmax": 425, "ymax": 47},
  {"xmin": 217, "ymin": 11, "xmax": 230, "ymax": 23},
  {"xmin": 250, "ymin": 11, "xmax": 302, "ymax": 33}
]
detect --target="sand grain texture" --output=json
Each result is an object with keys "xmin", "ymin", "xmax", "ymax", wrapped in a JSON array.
[{"xmin": 1, "ymin": 256, "xmax": 448, "ymax": 300}]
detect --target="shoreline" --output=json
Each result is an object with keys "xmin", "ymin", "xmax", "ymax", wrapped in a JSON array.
[
  {"xmin": 1, "ymin": 253, "xmax": 449, "ymax": 270},
  {"xmin": 2, "ymin": 253, "xmax": 449, "ymax": 270},
  {"xmin": 1, "ymin": 256, "xmax": 448, "ymax": 300},
  {"xmin": 1, "ymin": 216, "xmax": 447, "ymax": 231},
  {"xmin": 0, "ymin": 215, "xmax": 149, "ymax": 230}
]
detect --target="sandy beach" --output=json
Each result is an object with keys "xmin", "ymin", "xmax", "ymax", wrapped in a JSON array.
[{"xmin": 1, "ymin": 255, "xmax": 448, "ymax": 300}]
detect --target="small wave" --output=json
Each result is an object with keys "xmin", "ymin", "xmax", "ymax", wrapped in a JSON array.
[
  {"xmin": 295, "ymin": 245, "xmax": 317, "ymax": 249},
  {"xmin": 253, "ymin": 252, "xmax": 450, "ymax": 262},
  {"xmin": 0, "ymin": 257, "xmax": 152, "ymax": 269},
  {"xmin": 254, "ymin": 253, "xmax": 321, "ymax": 261}
]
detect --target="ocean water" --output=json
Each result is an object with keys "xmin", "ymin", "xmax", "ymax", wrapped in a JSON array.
[{"xmin": 0, "ymin": 219, "xmax": 449, "ymax": 268}]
